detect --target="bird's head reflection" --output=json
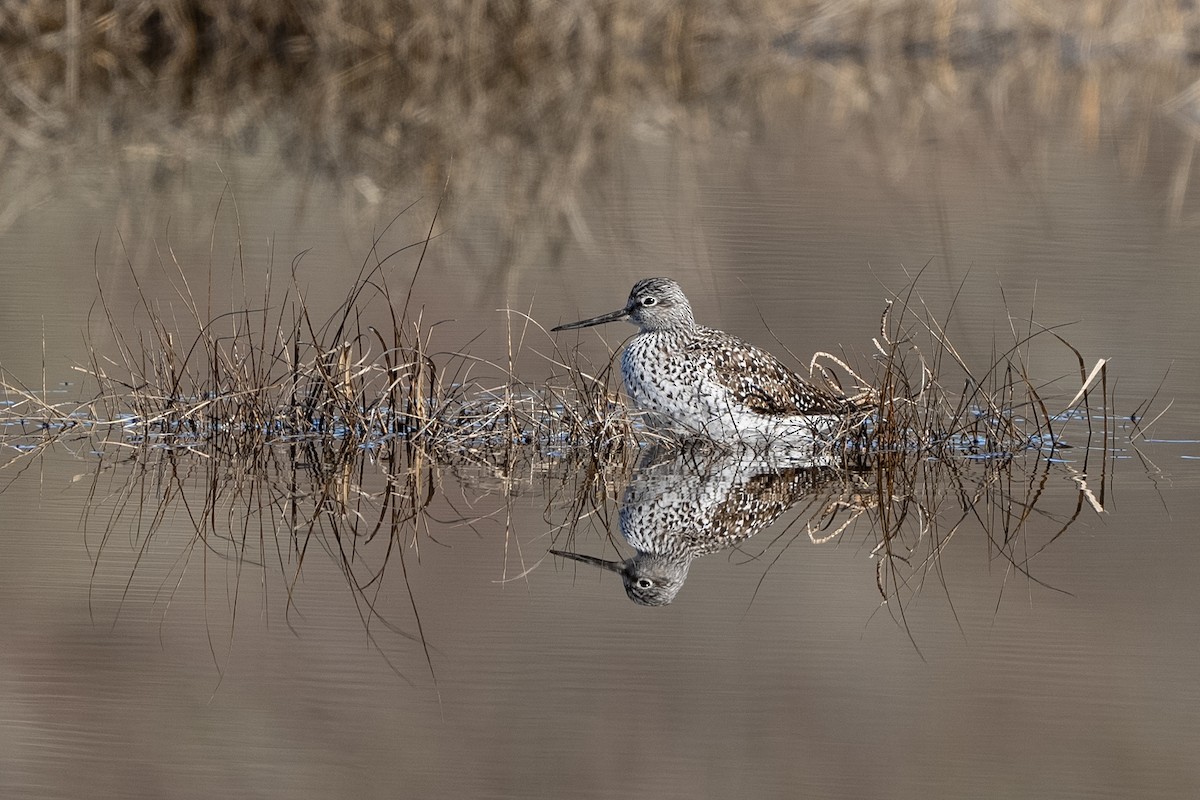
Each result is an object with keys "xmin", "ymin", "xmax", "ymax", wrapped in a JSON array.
[{"xmin": 550, "ymin": 549, "xmax": 689, "ymax": 606}]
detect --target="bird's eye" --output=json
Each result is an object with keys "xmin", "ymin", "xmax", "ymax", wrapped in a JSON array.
[
  {"xmin": 641, "ymin": 296, "xmax": 657, "ymax": 306},
  {"xmin": 636, "ymin": 578, "xmax": 653, "ymax": 589}
]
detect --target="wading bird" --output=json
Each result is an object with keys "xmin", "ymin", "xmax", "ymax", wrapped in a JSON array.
[{"xmin": 552, "ymin": 278, "xmax": 863, "ymax": 444}]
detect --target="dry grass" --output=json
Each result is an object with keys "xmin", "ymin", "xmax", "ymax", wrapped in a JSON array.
[
  {"xmin": 0, "ymin": 0, "xmax": 1167, "ymax": 662},
  {"xmin": 0, "ymin": 199, "xmax": 1112, "ymax": 471},
  {"xmin": 0, "ymin": 205, "xmax": 1132, "ymax": 663},
  {"xmin": 0, "ymin": 196, "xmax": 644, "ymax": 681},
  {"xmin": 538, "ymin": 264, "xmax": 1117, "ymax": 620},
  {"xmin": 87, "ymin": 213, "xmax": 641, "ymax": 461},
  {"xmin": 0, "ymin": 195, "xmax": 658, "ymax": 477}
]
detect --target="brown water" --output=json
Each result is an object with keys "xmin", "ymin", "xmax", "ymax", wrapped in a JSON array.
[{"xmin": 3, "ymin": 57, "xmax": 1200, "ymax": 800}]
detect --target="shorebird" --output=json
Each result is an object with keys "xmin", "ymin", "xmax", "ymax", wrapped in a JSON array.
[{"xmin": 552, "ymin": 278, "xmax": 862, "ymax": 444}]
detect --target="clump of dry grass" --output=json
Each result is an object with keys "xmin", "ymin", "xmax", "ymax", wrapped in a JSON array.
[
  {"xmin": 813, "ymin": 271, "xmax": 1116, "ymax": 638},
  {"xmin": 0, "ymin": 198, "xmax": 649, "ymax": 473},
  {"xmin": 0, "ymin": 207, "xmax": 1133, "ymax": 664},
  {"xmin": 843, "ymin": 268, "xmax": 1110, "ymax": 461},
  {"xmin": 0, "ymin": 207, "xmax": 1112, "ymax": 476}
]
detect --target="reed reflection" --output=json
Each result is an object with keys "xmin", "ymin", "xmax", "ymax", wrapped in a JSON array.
[
  {"xmin": 550, "ymin": 432, "xmax": 1107, "ymax": 624},
  {"xmin": 0, "ymin": 379, "xmax": 1115, "ymax": 675},
  {"xmin": 0, "ymin": 233, "xmax": 1124, "ymax": 666}
]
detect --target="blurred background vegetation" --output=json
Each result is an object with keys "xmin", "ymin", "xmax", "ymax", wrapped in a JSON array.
[{"xmin": 2, "ymin": 1, "xmax": 1200, "ymax": 277}]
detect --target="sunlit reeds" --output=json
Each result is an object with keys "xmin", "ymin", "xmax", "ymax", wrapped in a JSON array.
[
  {"xmin": 69, "ymin": 219, "xmax": 633, "ymax": 465},
  {"xmin": 0, "ymin": 203, "xmax": 1133, "ymax": 662},
  {"xmin": 0, "ymin": 0, "xmax": 1179, "ymax": 675},
  {"xmin": 0, "ymin": 199, "xmax": 1115, "ymax": 475}
]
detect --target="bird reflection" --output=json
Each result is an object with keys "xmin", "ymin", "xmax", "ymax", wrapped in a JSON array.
[{"xmin": 551, "ymin": 443, "xmax": 842, "ymax": 605}]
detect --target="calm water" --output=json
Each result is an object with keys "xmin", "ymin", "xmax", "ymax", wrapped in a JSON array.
[{"xmin": 2, "ymin": 58, "xmax": 1200, "ymax": 800}]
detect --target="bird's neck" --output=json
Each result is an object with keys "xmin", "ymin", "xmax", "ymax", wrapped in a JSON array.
[{"xmin": 637, "ymin": 320, "xmax": 697, "ymax": 336}]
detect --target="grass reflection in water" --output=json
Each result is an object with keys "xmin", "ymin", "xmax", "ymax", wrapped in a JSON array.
[{"xmin": 0, "ymin": 217, "xmax": 1138, "ymax": 676}]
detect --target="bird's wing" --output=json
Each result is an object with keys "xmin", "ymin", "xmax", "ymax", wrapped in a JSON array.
[{"xmin": 690, "ymin": 328, "xmax": 852, "ymax": 416}]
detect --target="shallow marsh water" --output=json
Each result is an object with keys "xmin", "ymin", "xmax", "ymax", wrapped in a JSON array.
[{"xmin": 3, "ymin": 27, "xmax": 1200, "ymax": 800}]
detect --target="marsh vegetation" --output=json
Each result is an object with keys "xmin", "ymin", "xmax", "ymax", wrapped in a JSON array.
[
  {"xmin": 3, "ymin": 1, "xmax": 1200, "ymax": 286},
  {"xmin": 0, "ymin": 199, "xmax": 1130, "ymax": 666},
  {"xmin": 0, "ymin": 5, "xmax": 1195, "ymax": 796}
]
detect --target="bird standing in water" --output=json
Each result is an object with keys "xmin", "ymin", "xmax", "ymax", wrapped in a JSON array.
[{"xmin": 552, "ymin": 278, "xmax": 862, "ymax": 444}]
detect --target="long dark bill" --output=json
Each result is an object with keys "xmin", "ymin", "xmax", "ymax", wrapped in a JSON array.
[
  {"xmin": 548, "ymin": 549, "xmax": 624, "ymax": 573},
  {"xmin": 550, "ymin": 307, "xmax": 629, "ymax": 332}
]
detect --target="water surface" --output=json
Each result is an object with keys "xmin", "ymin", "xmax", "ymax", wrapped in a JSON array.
[{"xmin": 2, "ymin": 24, "xmax": 1200, "ymax": 799}]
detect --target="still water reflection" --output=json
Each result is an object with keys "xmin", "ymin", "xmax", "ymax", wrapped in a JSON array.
[
  {"xmin": 551, "ymin": 444, "xmax": 851, "ymax": 606},
  {"xmin": 3, "ymin": 10, "xmax": 1200, "ymax": 798},
  {"xmin": 548, "ymin": 421, "xmax": 1108, "ymax": 614},
  {"xmin": 0, "ymin": 382, "xmax": 1168, "ymax": 798}
]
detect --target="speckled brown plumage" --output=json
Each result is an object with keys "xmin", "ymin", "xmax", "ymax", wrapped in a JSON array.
[{"xmin": 553, "ymin": 277, "xmax": 860, "ymax": 443}]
